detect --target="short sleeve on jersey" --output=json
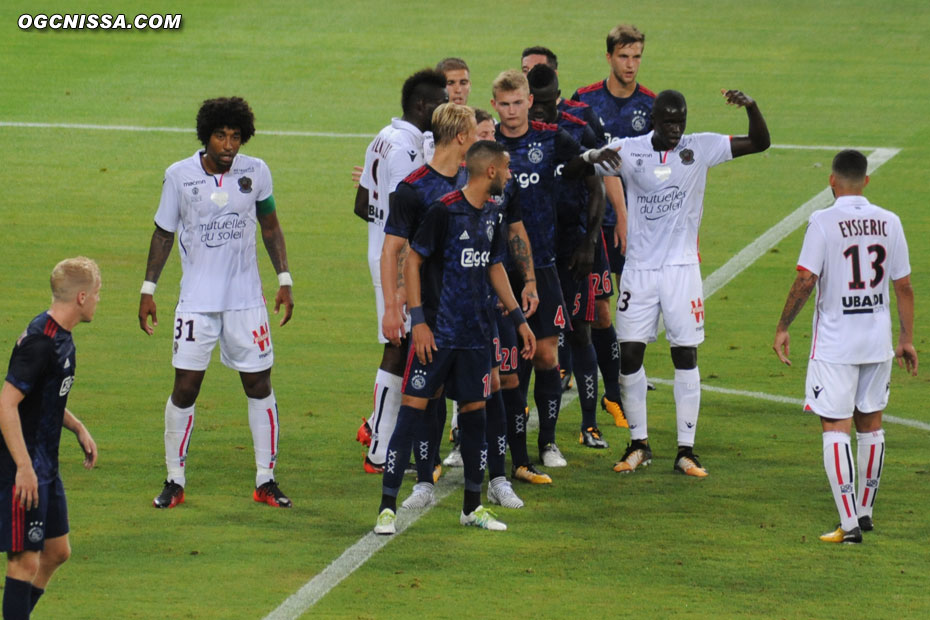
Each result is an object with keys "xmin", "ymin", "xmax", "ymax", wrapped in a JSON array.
[
  {"xmin": 5, "ymin": 335, "xmax": 53, "ymax": 395},
  {"xmin": 411, "ymin": 202, "xmax": 449, "ymax": 259},
  {"xmin": 255, "ymin": 159, "xmax": 273, "ymax": 202},
  {"xmin": 694, "ymin": 133, "xmax": 733, "ymax": 169},
  {"xmin": 153, "ymin": 173, "xmax": 181, "ymax": 232},
  {"xmin": 385, "ymin": 183, "xmax": 421, "ymax": 239},
  {"xmin": 386, "ymin": 147, "xmax": 420, "ymax": 195},
  {"xmin": 554, "ymin": 129, "xmax": 583, "ymax": 163},
  {"xmin": 889, "ymin": 217, "xmax": 911, "ymax": 281},
  {"xmin": 504, "ymin": 183, "xmax": 522, "ymax": 224},
  {"xmin": 797, "ymin": 219, "xmax": 827, "ymax": 276}
]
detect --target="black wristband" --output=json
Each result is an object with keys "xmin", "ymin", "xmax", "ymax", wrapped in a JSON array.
[
  {"xmin": 409, "ymin": 306, "xmax": 426, "ymax": 326},
  {"xmin": 509, "ymin": 306, "xmax": 526, "ymax": 327}
]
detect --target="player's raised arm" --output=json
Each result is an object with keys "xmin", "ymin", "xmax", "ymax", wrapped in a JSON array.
[
  {"xmin": 138, "ymin": 225, "xmax": 174, "ymax": 335},
  {"xmin": 258, "ymin": 209, "xmax": 294, "ymax": 326},
  {"xmin": 773, "ymin": 268, "xmax": 818, "ymax": 365},
  {"xmin": 722, "ymin": 89, "xmax": 771, "ymax": 158}
]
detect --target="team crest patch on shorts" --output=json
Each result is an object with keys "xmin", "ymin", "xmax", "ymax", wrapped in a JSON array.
[
  {"xmin": 27, "ymin": 521, "xmax": 44, "ymax": 544},
  {"xmin": 238, "ymin": 176, "xmax": 253, "ymax": 193},
  {"xmin": 411, "ymin": 369, "xmax": 427, "ymax": 390}
]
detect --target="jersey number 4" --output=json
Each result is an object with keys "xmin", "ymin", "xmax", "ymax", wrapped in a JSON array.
[{"xmin": 844, "ymin": 244, "xmax": 886, "ymax": 289}]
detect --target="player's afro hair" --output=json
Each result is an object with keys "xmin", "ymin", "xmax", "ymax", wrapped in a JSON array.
[
  {"xmin": 196, "ymin": 97, "xmax": 256, "ymax": 146},
  {"xmin": 526, "ymin": 64, "xmax": 558, "ymax": 91},
  {"xmin": 401, "ymin": 69, "xmax": 447, "ymax": 114}
]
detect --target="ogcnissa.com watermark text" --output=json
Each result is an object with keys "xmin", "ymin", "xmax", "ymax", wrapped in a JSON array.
[{"xmin": 18, "ymin": 13, "xmax": 182, "ymax": 30}]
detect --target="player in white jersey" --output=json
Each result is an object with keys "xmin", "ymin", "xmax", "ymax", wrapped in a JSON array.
[
  {"xmin": 599, "ymin": 89, "xmax": 770, "ymax": 477},
  {"xmin": 353, "ymin": 70, "xmax": 449, "ymax": 473},
  {"xmin": 139, "ymin": 97, "xmax": 295, "ymax": 509},
  {"xmin": 773, "ymin": 149, "xmax": 917, "ymax": 543}
]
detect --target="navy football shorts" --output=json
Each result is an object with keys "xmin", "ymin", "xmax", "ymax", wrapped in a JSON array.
[
  {"xmin": 0, "ymin": 476, "xmax": 69, "ymax": 552},
  {"xmin": 509, "ymin": 265, "xmax": 568, "ymax": 340},
  {"xmin": 402, "ymin": 346, "xmax": 492, "ymax": 404}
]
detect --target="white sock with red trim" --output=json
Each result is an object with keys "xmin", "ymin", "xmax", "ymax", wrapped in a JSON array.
[
  {"xmin": 249, "ymin": 391, "xmax": 279, "ymax": 487},
  {"xmin": 367, "ymin": 370, "xmax": 403, "ymax": 465},
  {"xmin": 822, "ymin": 431, "xmax": 858, "ymax": 531},
  {"xmin": 856, "ymin": 429, "xmax": 885, "ymax": 520},
  {"xmin": 164, "ymin": 398, "xmax": 194, "ymax": 488}
]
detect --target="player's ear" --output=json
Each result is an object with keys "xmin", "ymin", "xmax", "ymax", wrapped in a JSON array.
[{"xmin": 863, "ymin": 175, "xmax": 870, "ymax": 188}]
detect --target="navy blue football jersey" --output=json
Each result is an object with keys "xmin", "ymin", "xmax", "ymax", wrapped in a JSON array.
[
  {"xmin": 2, "ymin": 313, "xmax": 76, "ymax": 485},
  {"xmin": 554, "ymin": 112, "xmax": 599, "ymax": 259},
  {"xmin": 572, "ymin": 81, "xmax": 656, "ymax": 228},
  {"xmin": 384, "ymin": 164, "xmax": 468, "ymax": 240},
  {"xmin": 495, "ymin": 121, "xmax": 582, "ymax": 269},
  {"xmin": 411, "ymin": 190, "xmax": 507, "ymax": 349},
  {"xmin": 558, "ymin": 99, "xmax": 607, "ymax": 146}
]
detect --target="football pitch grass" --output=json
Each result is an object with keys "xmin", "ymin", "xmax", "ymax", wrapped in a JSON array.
[{"xmin": 2, "ymin": 1, "xmax": 929, "ymax": 618}]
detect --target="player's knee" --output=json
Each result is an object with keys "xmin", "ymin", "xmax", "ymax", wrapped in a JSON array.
[
  {"xmin": 620, "ymin": 342, "xmax": 646, "ymax": 373},
  {"xmin": 7, "ymin": 551, "xmax": 40, "ymax": 580},
  {"xmin": 532, "ymin": 344, "xmax": 559, "ymax": 370},
  {"xmin": 670, "ymin": 346, "xmax": 698, "ymax": 370},
  {"xmin": 499, "ymin": 372, "xmax": 520, "ymax": 390},
  {"xmin": 380, "ymin": 341, "xmax": 408, "ymax": 375},
  {"xmin": 490, "ymin": 369, "xmax": 501, "ymax": 393},
  {"xmin": 42, "ymin": 543, "xmax": 71, "ymax": 569},
  {"xmin": 593, "ymin": 301, "xmax": 612, "ymax": 328},
  {"xmin": 567, "ymin": 323, "xmax": 591, "ymax": 348}
]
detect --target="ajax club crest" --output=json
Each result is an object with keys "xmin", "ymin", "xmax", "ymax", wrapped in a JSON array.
[{"xmin": 527, "ymin": 142, "xmax": 544, "ymax": 164}]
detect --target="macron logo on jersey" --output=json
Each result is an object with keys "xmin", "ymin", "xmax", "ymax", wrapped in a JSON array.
[{"xmin": 460, "ymin": 248, "xmax": 490, "ymax": 268}]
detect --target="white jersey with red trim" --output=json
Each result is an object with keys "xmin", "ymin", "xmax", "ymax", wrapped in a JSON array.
[
  {"xmin": 797, "ymin": 195, "xmax": 910, "ymax": 364},
  {"xmin": 359, "ymin": 118, "xmax": 428, "ymax": 281},
  {"xmin": 154, "ymin": 151, "xmax": 272, "ymax": 312},
  {"xmin": 603, "ymin": 131, "xmax": 732, "ymax": 270}
]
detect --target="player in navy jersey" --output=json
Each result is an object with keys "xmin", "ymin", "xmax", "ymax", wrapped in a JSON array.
[
  {"xmin": 527, "ymin": 64, "xmax": 612, "ymax": 450},
  {"xmin": 1, "ymin": 257, "xmax": 99, "ymax": 619},
  {"xmin": 491, "ymin": 70, "xmax": 620, "ymax": 470},
  {"xmin": 374, "ymin": 141, "xmax": 536, "ymax": 534},
  {"xmin": 522, "ymin": 46, "xmax": 629, "ymax": 429}
]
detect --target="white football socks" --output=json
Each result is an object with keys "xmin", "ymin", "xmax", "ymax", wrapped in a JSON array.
[
  {"xmin": 367, "ymin": 369, "xmax": 403, "ymax": 465},
  {"xmin": 822, "ymin": 431, "xmax": 858, "ymax": 531},
  {"xmin": 248, "ymin": 391, "xmax": 279, "ymax": 487},
  {"xmin": 164, "ymin": 398, "xmax": 195, "ymax": 488},
  {"xmin": 619, "ymin": 367, "xmax": 648, "ymax": 441},
  {"xmin": 856, "ymin": 429, "xmax": 885, "ymax": 520},
  {"xmin": 674, "ymin": 367, "xmax": 701, "ymax": 447}
]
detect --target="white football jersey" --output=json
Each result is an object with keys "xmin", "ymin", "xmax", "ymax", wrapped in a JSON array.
[
  {"xmin": 359, "ymin": 118, "xmax": 428, "ymax": 277},
  {"xmin": 603, "ymin": 132, "xmax": 732, "ymax": 269},
  {"xmin": 154, "ymin": 151, "xmax": 272, "ymax": 312},
  {"xmin": 797, "ymin": 195, "xmax": 910, "ymax": 364}
]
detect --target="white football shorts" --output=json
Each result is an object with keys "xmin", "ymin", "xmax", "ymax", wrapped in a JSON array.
[
  {"xmin": 615, "ymin": 264, "xmax": 705, "ymax": 347},
  {"xmin": 804, "ymin": 358, "xmax": 892, "ymax": 419},
  {"xmin": 172, "ymin": 306, "xmax": 274, "ymax": 373}
]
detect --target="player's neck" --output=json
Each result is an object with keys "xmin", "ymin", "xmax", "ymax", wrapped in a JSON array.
[
  {"xmin": 47, "ymin": 304, "xmax": 79, "ymax": 331},
  {"xmin": 461, "ymin": 184, "xmax": 490, "ymax": 209},
  {"xmin": 429, "ymin": 147, "xmax": 463, "ymax": 177},
  {"xmin": 606, "ymin": 75, "xmax": 636, "ymax": 99},
  {"xmin": 401, "ymin": 113, "xmax": 429, "ymax": 134},
  {"xmin": 200, "ymin": 152, "xmax": 230, "ymax": 176},
  {"xmin": 499, "ymin": 119, "xmax": 529, "ymax": 138}
]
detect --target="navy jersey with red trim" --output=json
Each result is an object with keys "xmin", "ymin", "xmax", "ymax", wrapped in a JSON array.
[
  {"xmin": 384, "ymin": 164, "xmax": 468, "ymax": 239},
  {"xmin": 558, "ymin": 99, "xmax": 607, "ymax": 146},
  {"xmin": 2, "ymin": 313, "xmax": 75, "ymax": 485},
  {"xmin": 495, "ymin": 121, "xmax": 582, "ymax": 269},
  {"xmin": 555, "ymin": 112, "xmax": 599, "ymax": 259},
  {"xmin": 411, "ymin": 190, "xmax": 507, "ymax": 349}
]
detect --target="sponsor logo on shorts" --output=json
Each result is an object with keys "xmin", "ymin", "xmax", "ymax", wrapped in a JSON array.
[
  {"xmin": 252, "ymin": 323, "xmax": 271, "ymax": 352},
  {"xmin": 690, "ymin": 298, "xmax": 704, "ymax": 323}
]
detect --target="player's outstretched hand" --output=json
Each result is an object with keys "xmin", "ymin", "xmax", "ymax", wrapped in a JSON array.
[
  {"xmin": 412, "ymin": 323, "xmax": 437, "ymax": 364},
  {"xmin": 139, "ymin": 295, "xmax": 158, "ymax": 335},
  {"xmin": 895, "ymin": 342, "xmax": 919, "ymax": 376},
  {"xmin": 721, "ymin": 89, "xmax": 756, "ymax": 109},
  {"xmin": 275, "ymin": 286, "xmax": 294, "ymax": 326},
  {"xmin": 517, "ymin": 323, "xmax": 536, "ymax": 360},
  {"xmin": 76, "ymin": 425, "xmax": 98, "ymax": 469},
  {"xmin": 352, "ymin": 165, "xmax": 363, "ymax": 188},
  {"xmin": 382, "ymin": 307, "xmax": 407, "ymax": 347},
  {"xmin": 773, "ymin": 329, "xmax": 791, "ymax": 366},
  {"xmin": 590, "ymin": 144, "xmax": 622, "ymax": 171},
  {"xmin": 521, "ymin": 282, "xmax": 539, "ymax": 318},
  {"xmin": 14, "ymin": 465, "xmax": 38, "ymax": 510}
]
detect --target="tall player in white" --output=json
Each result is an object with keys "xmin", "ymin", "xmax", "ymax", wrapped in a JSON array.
[
  {"xmin": 139, "ymin": 97, "xmax": 295, "ymax": 509},
  {"xmin": 774, "ymin": 149, "xmax": 917, "ymax": 543},
  {"xmin": 352, "ymin": 70, "xmax": 449, "ymax": 473},
  {"xmin": 599, "ymin": 89, "xmax": 770, "ymax": 477}
]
